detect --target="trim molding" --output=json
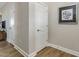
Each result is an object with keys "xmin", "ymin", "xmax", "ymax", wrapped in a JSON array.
[
  {"xmin": 47, "ymin": 43, "xmax": 79, "ymax": 57},
  {"xmin": 7, "ymin": 40, "xmax": 27, "ymax": 57},
  {"xmin": 28, "ymin": 41, "xmax": 48, "ymax": 57},
  {"xmin": 28, "ymin": 46, "xmax": 46, "ymax": 57},
  {"xmin": 28, "ymin": 50, "xmax": 37, "ymax": 57},
  {"xmin": 7, "ymin": 39, "xmax": 79, "ymax": 57},
  {"xmin": 14, "ymin": 44, "xmax": 28, "ymax": 57}
]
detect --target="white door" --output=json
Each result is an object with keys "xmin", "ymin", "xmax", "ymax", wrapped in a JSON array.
[{"xmin": 35, "ymin": 3, "xmax": 48, "ymax": 51}]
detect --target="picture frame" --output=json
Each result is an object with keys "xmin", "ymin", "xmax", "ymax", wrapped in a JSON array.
[{"xmin": 59, "ymin": 5, "xmax": 76, "ymax": 24}]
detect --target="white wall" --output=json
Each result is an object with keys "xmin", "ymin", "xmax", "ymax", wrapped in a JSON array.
[
  {"xmin": 14, "ymin": 2, "xmax": 29, "ymax": 54},
  {"xmin": 48, "ymin": 2, "xmax": 79, "ymax": 52},
  {"xmin": 29, "ymin": 3, "xmax": 36, "ymax": 54},
  {"xmin": 1, "ymin": 2, "xmax": 29, "ymax": 55}
]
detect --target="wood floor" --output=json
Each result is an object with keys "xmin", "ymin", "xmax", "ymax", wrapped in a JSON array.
[
  {"xmin": 35, "ymin": 46, "xmax": 76, "ymax": 57},
  {"xmin": 0, "ymin": 41, "xmax": 23, "ymax": 57}
]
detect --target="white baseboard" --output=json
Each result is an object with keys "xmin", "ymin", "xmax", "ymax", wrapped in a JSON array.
[
  {"xmin": 47, "ymin": 43, "xmax": 79, "ymax": 57},
  {"xmin": 28, "ymin": 47, "xmax": 46, "ymax": 57},
  {"xmin": 14, "ymin": 44, "xmax": 28, "ymax": 57},
  {"xmin": 7, "ymin": 40, "xmax": 27, "ymax": 57},
  {"xmin": 7, "ymin": 40, "xmax": 79, "ymax": 57},
  {"xmin": 28, "ymin": 41, "xmax": 48, "ymax": 57},
  {"xmin": 28, "ymin": 50, "xmax": 37, "ymax": 57}
]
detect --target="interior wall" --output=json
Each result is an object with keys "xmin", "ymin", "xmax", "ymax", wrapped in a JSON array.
[
  {"xmin": 29, "ymin": 3, "xmax": 36, "ymax": 54},
  {"xmin": 48, "ymin": 2, "xmax": 79, "ymax": 52},
  {"xmin": 1, "ymin": 2, "xmax": 29, "ymax": 55},
  {"xmin": 14, "ymin": 2, "xmax": 29, "ymax": 54}
]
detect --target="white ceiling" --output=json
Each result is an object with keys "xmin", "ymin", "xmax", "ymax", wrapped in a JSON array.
[{"xmin": 0, "ymin": 2, "xmax": 6, "ymax": 9}]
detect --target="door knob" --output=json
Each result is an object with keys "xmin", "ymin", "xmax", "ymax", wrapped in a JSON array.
[{"xmin": 37, "ymin": 29, "xmax": 40, "ymax": 32}]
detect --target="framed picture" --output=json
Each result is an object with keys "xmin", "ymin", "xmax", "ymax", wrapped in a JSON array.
[{"xmin": 59, "ymin": 5, "xmax": 76, "ymax": 24}]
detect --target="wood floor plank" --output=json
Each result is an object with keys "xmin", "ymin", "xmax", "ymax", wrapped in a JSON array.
[
  {"xmin": 35, "ymin": 47, "xmax": 76, "ymax": 57},
  {"xmin": 0, "ymin": 41, "xmax": 24, "ymax": 57}
]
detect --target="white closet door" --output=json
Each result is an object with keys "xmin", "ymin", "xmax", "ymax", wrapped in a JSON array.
[{"xmin": 35, "ymin": 3, "xmax": 48, "ymax": 51}]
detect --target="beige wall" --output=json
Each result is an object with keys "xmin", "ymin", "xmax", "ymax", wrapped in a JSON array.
[
  {"xmin": 1, "ymin": 2, "xmax": 29, "ymax": 55},
  {"xmin": 48, "ymin": 2, "xmax": 79, "ymax": 52}
]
